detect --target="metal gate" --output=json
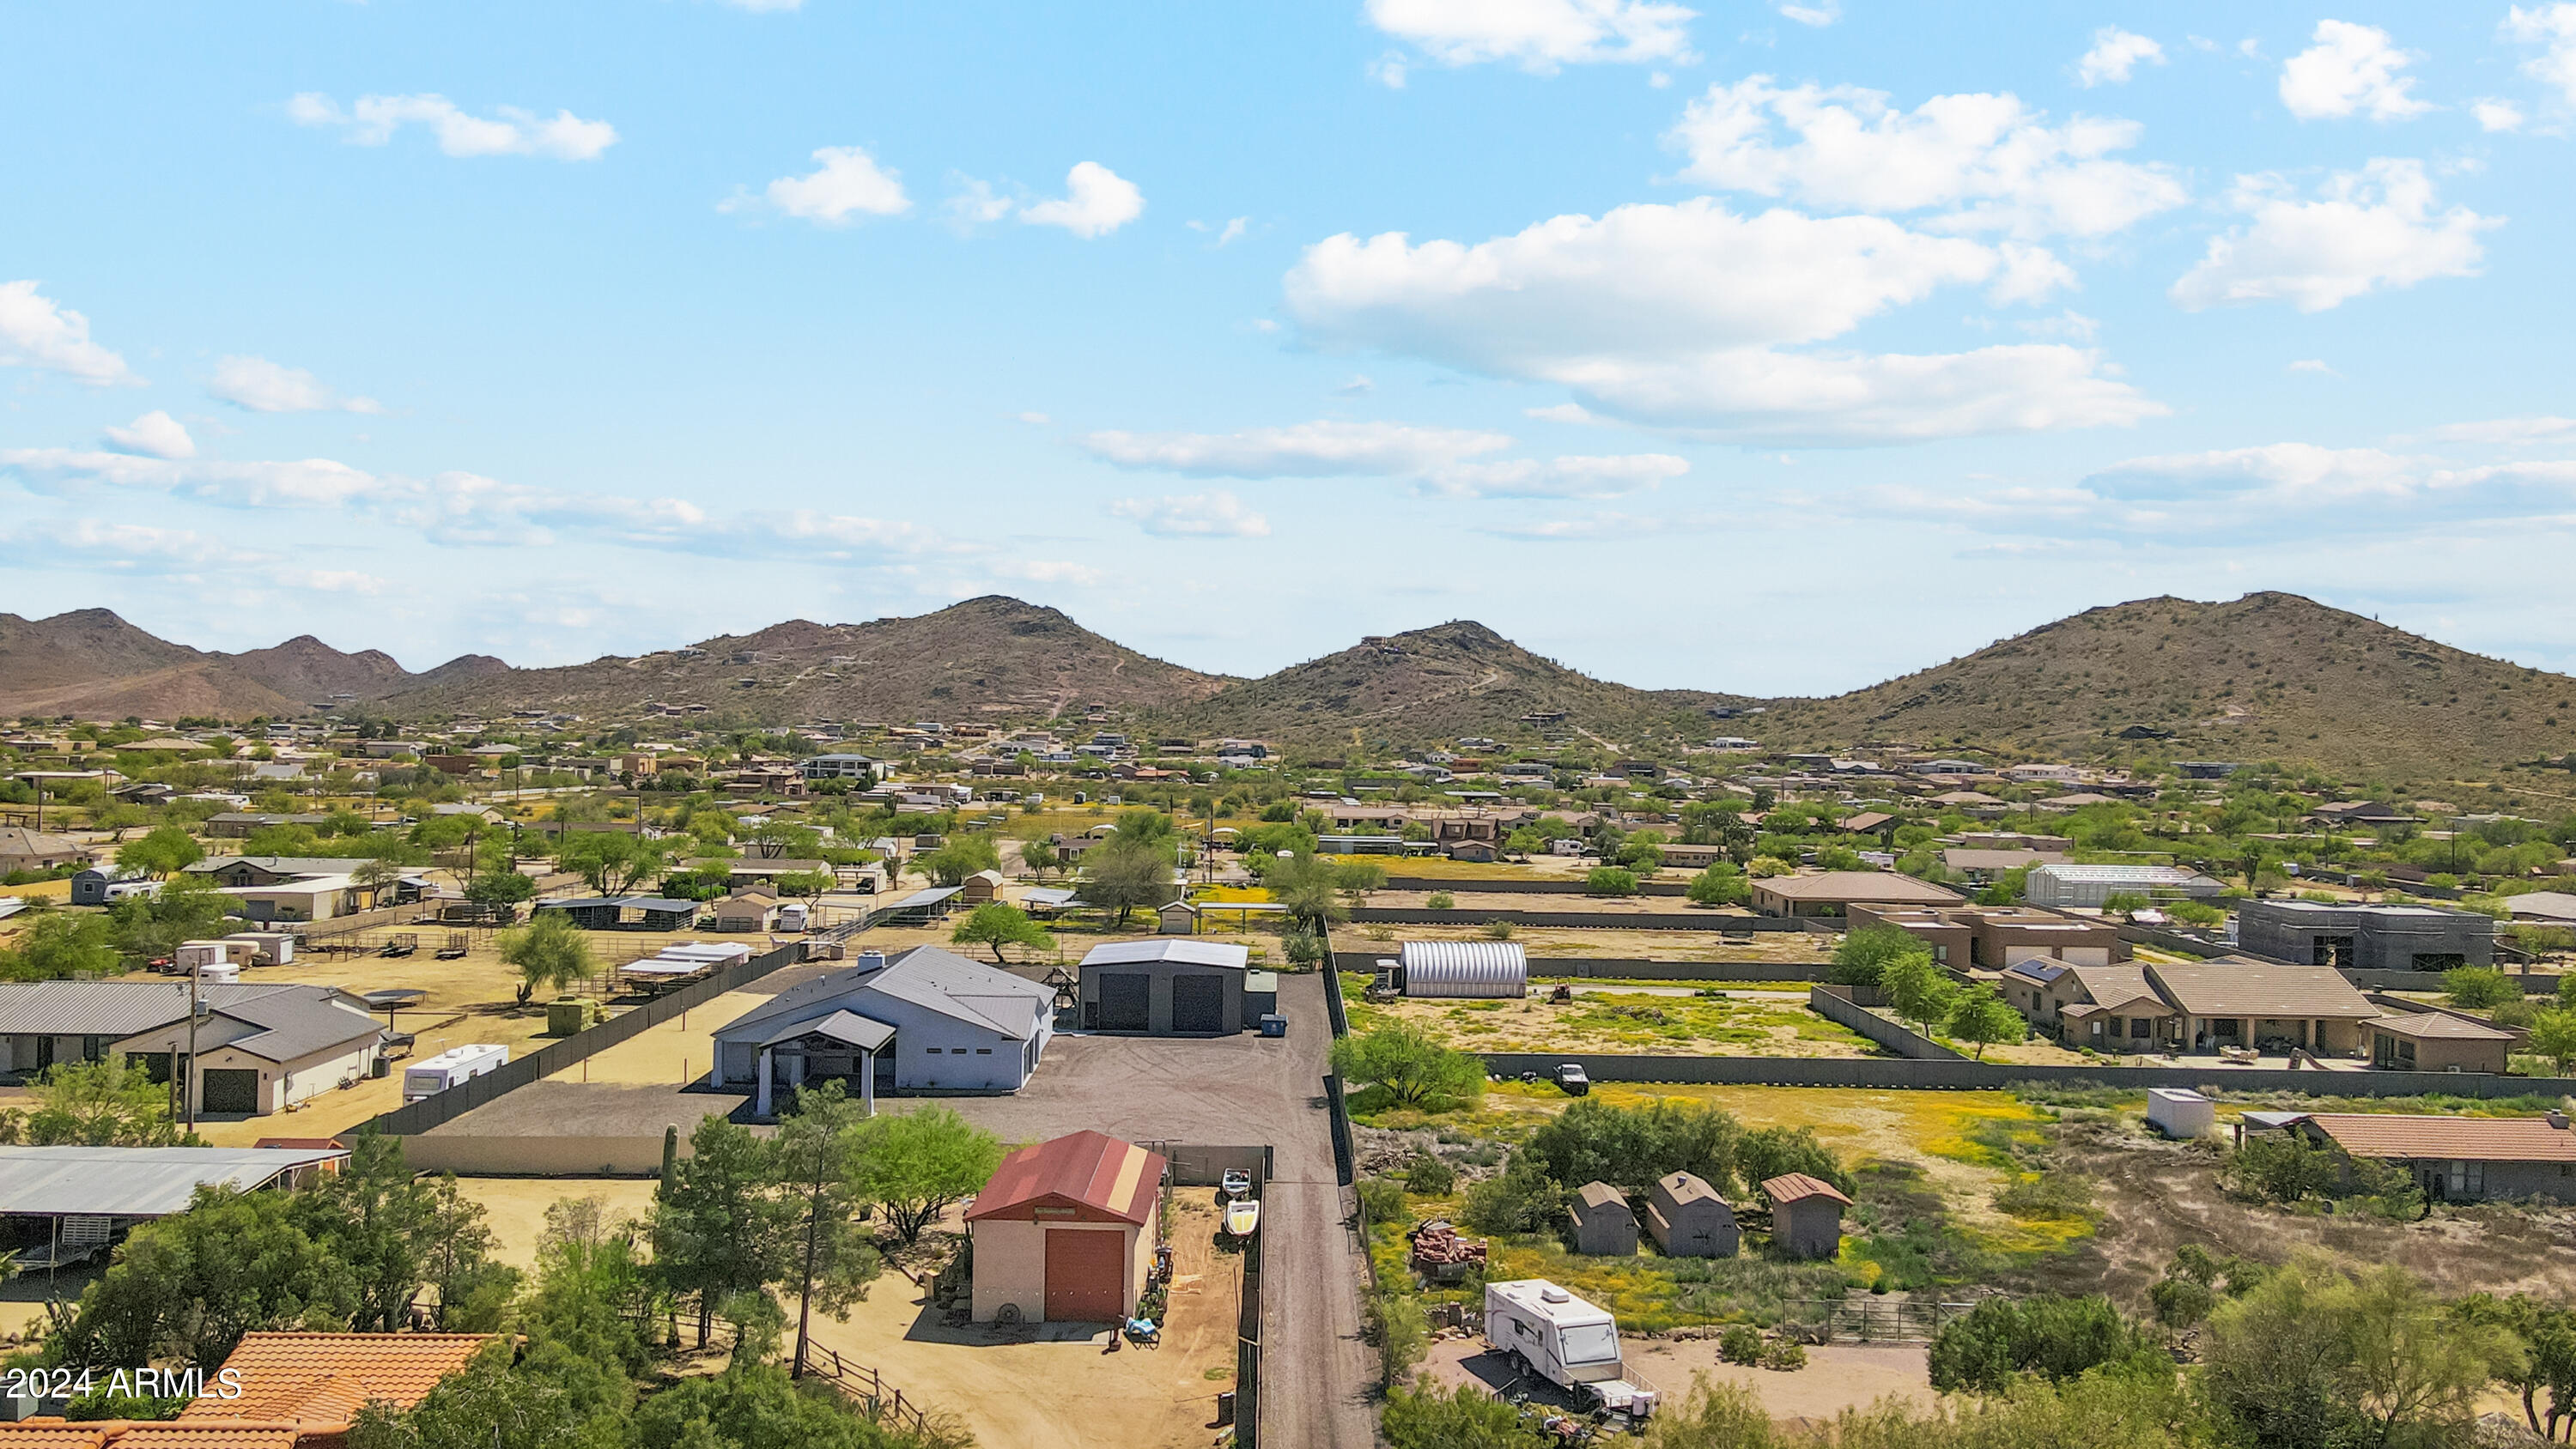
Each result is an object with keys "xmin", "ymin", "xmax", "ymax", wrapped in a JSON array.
[
  {"xmin": 1171, "ymin": 973, "xmax": 1224, "ymax": 1034},
  {"xmin": 1099, "ymin": 973, "xmax": 1150, "ymax": 1031},
  {"xmin": 202, "ymin": 1068, "xmax": 260, "ymax": 1114},
  {"xmin": 1044, "ymin": 1228, "xmax": 1125, "ymax": 1322}
]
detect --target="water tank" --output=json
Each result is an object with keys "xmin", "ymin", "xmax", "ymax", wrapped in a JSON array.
[{"xmin": 1399, "ymin": 941, "xmax": 1528, "ymax": 999}]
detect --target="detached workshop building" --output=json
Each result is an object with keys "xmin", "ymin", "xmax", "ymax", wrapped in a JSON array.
[
  {"xmin": 967, "ymin": 1131, "xmax": 1167, "ymax": 1325},
  {"xmin": 2236, "ymin": 899, "xmax": 2495, "ymax": 972},
  {"xmin": 1076, "ymin": 939, "xmax": 1255, "ymax": 1034}
]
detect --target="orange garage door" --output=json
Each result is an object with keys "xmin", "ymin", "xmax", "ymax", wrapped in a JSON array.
[{"xmin": 1044, "ymin": 1228, "xmax": 1126, "ymax": 1323}]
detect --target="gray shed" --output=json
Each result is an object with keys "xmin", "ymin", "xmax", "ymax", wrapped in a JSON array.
[
  {"xmin": 1761, "ymin": 1173, "xmax": 1850, "ymax": 1261},
  {"xmin": 1400, "ymin": 940, "xmax": 1527, "ymax": 999},
  {"xmin": 1076, "ymin": 939, "xmax": 1253, "ymax": 1034},
  {"xmin": 1567, "ymin": 1180, "xmax": 1638, "ymax": 1257},
  {"xmin": 1646, "ymin": 1172, "xmax": 1738, "ymax": 1258}
]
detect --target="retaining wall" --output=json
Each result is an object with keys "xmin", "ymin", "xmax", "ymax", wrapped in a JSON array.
[
  {"xmin": 1476, "ymin": 1052, "xmax": 2576, "ymax": 1097},
  {"xmin": 398, "ymin": 1134, "xmax": 684, "ymax": 1176},
  {"xmin": 1347, "ymin": 906, "xmax": 1797, "ymax": 931},
  {"xmin": 1808, "ymin": 985, "xmax": 1963, "ymax": 1059}
]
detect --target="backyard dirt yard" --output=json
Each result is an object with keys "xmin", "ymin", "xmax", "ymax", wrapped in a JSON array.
[
  {"xmin": 1351, "ymin": 987, "xmax": 1884, "ymax": 1058},
  {"xmin": 1422, "ymin": 1336, "xmax": 1934, "ymax": 1428},
  {"xmin": 2022, "ymin": 1112, "xmax": 2576, "ymax": 1310},
  {"xmin": 450, "ymin": 1177, "xmax": 663, "ymax": 1270},
  {"xmin": 799, "ymin": 1190, "xmax": 1242, "ymax": 1449},
  {"xmin": 1340, "ymin": 920, "xmax": 1836, "ymax": 963}
]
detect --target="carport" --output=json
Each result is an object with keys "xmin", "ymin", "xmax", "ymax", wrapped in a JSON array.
[{"xmin": 1076, "ymin": 939, "xmax": 1251, "ymax": 1034}]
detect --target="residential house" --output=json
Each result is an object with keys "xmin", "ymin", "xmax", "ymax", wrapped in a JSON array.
[
  {"xmin": 2236, "ymin": 899, "xmax": 2494, "ymax": 972},
  {"xmin": 2143, "ymin": 961, "xmax": 2382, "ymax": 1055},
  {"xmin": 0, "ymin": 981, "xmax": 385, "ymax": 1114},
  {"xmin": 1999, "ymin": 962, "xmax": 2174, "ymax": 1051},
  {"xmin": 2293, "ymin": 1113, "xmax": 2576, "ymax": 1204},
  {"xmin": 1850, "ymin": 902, "xmax": 2128, "ymax": 970},
  {"xmin": 711, "ymin": 946, "xmax": 1055, "ymax": 1113},
  {"xmin": 0, "ymin": 828, "xmax": 89, "ymax": 874},
  {"xmin": 2368, "ymin": 1010, "xmax": 2516, "ymax": 1074},
  {"xmin": 1749, "ymin": 871, "xmax": 1965, "ymax": 918}
]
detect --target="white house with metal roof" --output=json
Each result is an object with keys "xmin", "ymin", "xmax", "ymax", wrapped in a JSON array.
[
  {"xmin": 710, "ymin": 946, "xmax": 1055, "ymax": 1114},
  {"xmin": 0, "ymin": 981, "xmax": 386, "ymax": 1116}
]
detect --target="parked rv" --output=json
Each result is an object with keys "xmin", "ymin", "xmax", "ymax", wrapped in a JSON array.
[
  {"xmin": 403, "ymin": 1043, "xmax": 510, "ymax": 1102},
  {"xmin": 1485, "ymin": 1279, "xmax": 1657, "ymax": 1422}
]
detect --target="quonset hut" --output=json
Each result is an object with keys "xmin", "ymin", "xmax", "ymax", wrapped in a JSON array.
[{"xmin": 1400, "ymin": 940, "xmax": 1528, "ymax": 999}]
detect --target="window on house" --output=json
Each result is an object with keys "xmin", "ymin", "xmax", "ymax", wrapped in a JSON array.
[
  {"xmin": 2447, "ymin": 1161, "xmax": 2483, "ymax": 1197},
  {"xmin": 2129, "ymin": 1019, "xmax": 2151, "ymax": 1039},
  {"xmin": 975, "ymin": 1047, "xmax": 992, "ymax": 1054}
]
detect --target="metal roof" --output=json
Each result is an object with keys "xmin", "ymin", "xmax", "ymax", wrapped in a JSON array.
[
  {"xmin": 965, "ymin": 1131, "xmax": 1163, "ymax": 1225},
  {"xmin": 0, "ymin": 1145, "xmax": 349, "ymax": 1217},
  {"xmin": 760, "ymin": 1009, "xmax": 897, "ymax": 1052},
  {"xmin": 2028, "ymin": 864, "xmax": 2208, "ymax": 884},
  {"xmin": 1078, "ymin": 939, "xmax": 1251, "ymax": 971},
  {"xmin": 0, "ymin": 981, "xmax": 287, "ymax": 1039},
  {"xmin": 1760, "ymin": 1172, "xmax": 1852, "ymax": 1206},
  {"xmin": 715, "ymin": 945, "xmax": 1052, "ymax": 1044},
  {"xmin": 879, "ymin": 886, "xmax": 962, "ymax": 912}
]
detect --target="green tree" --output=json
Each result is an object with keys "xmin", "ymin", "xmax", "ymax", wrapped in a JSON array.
[
  {"xmin": 651, "ymin": 1116, "xmax": 794, "ymax": 1348},
  {"xmin": 2220, "ymin": 1131, "xmax": 2342, "ymax": 1206},
  {"xmin": 1459, "ymin": 1154, "xmax": 1566, "ymax": 1237},
  {"xmin": 1685, "ymin": 864, "xmax": 1748, "ymax": 907},
  {"xmin": 1079, "ymin": 837, "xmax": 1172, "ymax": 927},
  {"xmin": 1928, "ymin": 1294, "xmax": 2155, "ymax": 1392},
  {"xmin": 50, "ymin": 1186, "xmax": 355, "ymax": 1372},
  {"xmin": 1334, "ymin": 860, "xmax": 1389, "ymax": 904},
  {"xmin": 299, "ymin": 1131, "xmax": 448, "ymax": 1332},
  {"xmin": 0, "ymin": 910, "xmax": 120, "ymax": 981},
  {"xmin": 772, "ymin": 1082, "xmax": 886, "ymax": 1379},
  {"xmin": 1585, "ymin": 866, "xmax": 1638, "ymax": 896},
  {"xmin": 1523, "ymin": 1097, "xmax": 1747, "ymax": 1196},
  {"xmin": 2099, "ymin": 890, "xmax": 2150, "ymax": 916},
  {"xmin": 1265, "ymin": 852, "xmax": 1346, "ymax": 931},
  {"xmin": 106, "ymin": 871, "xmax": 234, "ymax": 963},
  {"xmin": 114, "ymin": 824, "xmax": 204, "ymax": 878},
  {"xmin": 919, "ymin": 833, "xmax": 1003, "ymax": 886},
  {"xmin": 1880, "ymin": 951, "xmax": 1958, "ymax": 1036},
  {"xmin": 418, "ymin": 1173, "xmax": 519, "ymax": 1331},
  {"xmin": 1328, "ymin": 1023, "xmax": 1485, "ymax": 1110},
  {"xmin": 1018, "ymin": 837, "xmax": 1062, "ymax": 879},
  {"xmin": 2, "ymin": 1055, "xmax": 189, "ymax": 1145},
  {"xmin": 2201, "ymin": 1254, "xmax": 2509, "ymax": 1449},
  {"xmin": 2442, "ymin": 965, "xmax": 2516, "ymax": 1009},
  {"xmin": 1830, "ymin": 924, "xmax": 1927, "ymax": 995},
  {"xmin": 555, "ymin": 831, "xmax": 669, "ymax": 894},
  {"xmin": 949, "ymin": 903, "xmax": 1055, "ymax": 964},
  {"xmin": 463, "ymin": 869, "xmax": 537, "ymax": 907},
  {"xmin": 2530, "ymin": 1008, "xmax": 2576, "ymax": 1074},
  {"xmin": 1735, "ymin": 1125, "xmax": 1852, "ymax": 1197},
  {"xmin": 1945, "ymin": 985, "xmax": 2025, "ymax": 1060},
  {"xmin": 497, "ymin": 912, "xmax": 596, "ymax": 1009},
  {"xmin": 850, "ymin": 1103, "xmax": 1005, "ymax": 1244}
]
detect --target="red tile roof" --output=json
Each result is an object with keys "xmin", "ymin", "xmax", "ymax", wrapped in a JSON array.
[
  {"xmin": 0, "ymin": 1425, "xmax": 301, "ymax": 1449},
  {"xmin": 964, "ymin": 1131, "xmax": 1165, "ymax": 1226},
  {"xmin": 2303, "ymin": 1113, "xmax": 2576, "ymax": 1163},
  {"xmin": 1760, "ymin": 1173, "xmax": 1852, "ymax": 1207},
  {"xmin": 178, "ymin": 1333, "xmax": 497, "ymax": 1427}
]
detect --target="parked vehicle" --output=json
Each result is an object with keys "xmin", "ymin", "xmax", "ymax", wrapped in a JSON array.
[
  {"xmin": 403, "ymin": 1043, "xmax": 509, "ymax": 1103},
  {"xmin": 1553, "ymin": 1064, "xmax": 1590, "ymax": 1095},
  {"xmin": 1220, "ymin": 1168, "xmax": 1252, "ymax": 1200},
  {"xmin": 1485, "ymin": 1280, "xmax": 1657, "ymax": 1422},
  {"xmin": 775, "ymin": 903, "xmax": 809, "ymax": 932}
]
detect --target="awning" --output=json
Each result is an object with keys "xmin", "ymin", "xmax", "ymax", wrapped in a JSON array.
[{"xmin": 760, "ymin": 1009, "xmax": 896, "ymax": 1052}]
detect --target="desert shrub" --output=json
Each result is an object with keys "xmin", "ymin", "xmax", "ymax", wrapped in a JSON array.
[
  {"xmin": 1425, "ymin": 891, "xmax": 1455, "ymax": 910},
  {"xmin": 2221, "ymin": 1133, "xmax": 2342, "ymax": 1205},
  {"xmin": 1460, "ymin": 1155, "xmax": 1564, "ymax": 1236},
  {"xmin": 1992, "ymin": 1173, "xmax": 2094, "ymax": 1222},
  {"xmin": 1717, "ymin": 1325, "xmax": 1762, "ymax": 1364},
  {"xmin": 1356, "ymin": 1177, "xmax": 1406, "ymax": 1225},
  {"xmin": 1927, "ymin": 1294, "xmax": 2155, "ymax": 1393},
  {"xmin": 2444, "ymin": 966, "xmax": 2516, "ymax": 1009},
  {"xmin": 1404, "ymin": 1154, "xmax": 1456, "ymax": 1196},
  {"xmin": 1758, "ymin": 1341, "xmax": 1807, "ymax": 1371}
]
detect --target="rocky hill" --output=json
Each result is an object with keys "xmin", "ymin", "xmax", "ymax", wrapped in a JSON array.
[
  {"xmin": 372, "ymin": 596, "xmax": 1233, "ymax": 724},
  {"xmin": 1157, "ymin": 621, "xmax": 1744, "ymax": 753},
  {"xmin": 0, "ymin": 610, "xmax": 498, "ymax": 721},
  {"xmin": 1745, "ymin": 592, "xmax": 2576, "ymax": 788}
]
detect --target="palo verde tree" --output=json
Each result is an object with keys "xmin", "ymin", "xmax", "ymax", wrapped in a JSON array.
[
  {"xmin": 497, "ymin": 912, "xmax": 596, "ymax": 1009},
  {"xmin": 949, "ymin": 903, "xmax": 1054, "ymax": 964},
  {"xmin": 1328, "ymin": 1023, "xmax": 1485, "ymax": 1110},
  {"xmin": 851, "ymin": 1103, "xmax": 1005, "ymax": 1245}
]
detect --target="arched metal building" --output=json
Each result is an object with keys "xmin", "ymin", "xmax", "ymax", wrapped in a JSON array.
[{"xmin": 1399, "ymin": 940, "xmax": 1528, "ymax": 998}]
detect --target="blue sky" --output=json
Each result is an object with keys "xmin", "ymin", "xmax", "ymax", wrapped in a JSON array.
[{"xmin": 6, "ymin": 2, "xmax": 2575, "ymax": 698}]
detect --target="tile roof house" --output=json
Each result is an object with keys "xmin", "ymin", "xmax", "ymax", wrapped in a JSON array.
[
  {"xmin": 2296, "ymin": 1113, "xmax": 2576, "ymax": 1203},
  {"xmin": 1999, "ymin": 961, "xmax": 2176, "ymax": 1051},
  {"xmin": 2142, "ymin": 961, "xmax": 2381, "ymax": 1055},
  {"xmin": 1748, "ymin": 871, "xmax": 1965, "ymax": 918},
  {"xmin": 0, "ymin": 1334, "xmax": 492, "ymax": 1447},
  {"xmin": 2366, "ymin": 1010, "xmax": 2517, "ymax": 1074},
  {"xmin": 0, "ymin": 828, "xmax": 89, "ymax": 874}
]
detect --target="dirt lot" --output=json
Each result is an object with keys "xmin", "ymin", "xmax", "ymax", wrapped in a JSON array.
[
  {"xmin": 1340, "ymin": 921, "xmax": 1836, "ymax": 963},
  {"xmin": 1422, "ymin": 1336, "xmax": 1933, "ymax": 1428},
  {"xmin": 450, "ymin": 1177, "xmax": 663, "ymax": 1270},
  {"xmin": 2022, "ymin": 1113, "xmax": 2576, "ymax": 1309},
  {"xmin": 799, "ymin": 1189, "xmax": 1243, "ymax": 1447},
  {"xmin": 1350, "ymin": 986, "xmax": 1886, "ymax": 1058}
]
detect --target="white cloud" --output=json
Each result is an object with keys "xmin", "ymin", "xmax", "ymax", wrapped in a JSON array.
[
  {"xmin": 0, "ymin": 281, "xmax": 137, "ymax": 385},
  {"xmin": 943, "ymin": 178, "xmax": 1018, "ymax": 231},
  {"xmin": 1479, "ymin": 511, "xmax": 1664, "ymax": 541},
  {"xmin": 2505, "ymin": 5, "xmax": 2576, "ymax": 106},
  {"xmin": 2171, "ymin": 159, "xmax": 2498, "ymax": 312},
  {"xmin": 208, "ymin": 355, "xmax": 384, "ymax": 415},
  {"xmin": 281, "ymin": 568, "xmax": 390, "ymax": 595},
  {"xmin": 2016, "ymin": 310, "xmax": 2099, "ymax": 342},
  {"xmin": 43, "ymin": 519, "xmax": 231, "ymax": 567},
  {"xmin": 1015, "ymin": 411, "xmax": 1052, "ymax": 425},
  {"xmin": 1425, "ymin": 453, "xmax": 1687, "ymax": 498},
  {"xmin": 1336, "ymin": 375, "xmax": 1376, "ymax": 396},
  {"xmin": 2287, "ymin": 358, "xmax": 2341, "ymax": 375},
  {"xmin": 2473, "ymin": 100, "xmax": 2527, "ymax": 132},
  {"xmin": 2076, "ymin": 28, "xmax": 2165, "ymax": 87},
  {"xmin": 1364, "ymin": 0, "xmax": 1697, "ymax": 71},
  {"xmin": 1190, "ymin": 217, "xmax": 1249, "ymax": 246},
  {"xmin": 1668, "ymin": 79, "xmax": 2187, "ymax": 239},
  {"xmin": 2278, "ymin": 21, "xmax": 2432, "ymax": 121},
  {"xmin": 0, "ymin": 448, "xmax": 392, "ymax": 507},
  {"xmin": 1084, "ymin": 420, "xmax": 1512, "ymax": 477},
  {"xmin": 719, "ymin": 0, "xmax": 804, "ymax": 10},
  {"xmin": 987, "ymin": 559, "xmax": 1110, "ymax": 586},
  {"xmin": 1109, "ymin": 491, "xmax": 1274, "ymax": 537},
  {"xmin": 726, "ymin": 146, "xmax": 911, "ymax": 223},
  {"xmin": 2423, "ymin": 415, "xmax": 2576, "ymax": 446},
  {"xmin": 287, "ymin": 93, "xmax": 618, "ymax": 160},
  {"xmin": 1019, "ymin": 162, "xmax": 1145, "ymax": 239},
  {"xmin": 1777, "ymin": 2, "xmax": 1838, "ymax": 27},
  {"xmin": 1284, "ymin": 199, "xmax": 2160, "ymax": 444},
  {"xmin": 101, "ymin": 410, "xmax": 195, "ymax": 459},
  {"xmin": 1524, "ymin": 403, "xmax": 1597, "ymax": 423}
]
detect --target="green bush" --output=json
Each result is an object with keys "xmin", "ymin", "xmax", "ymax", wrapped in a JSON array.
[
  {"xmin": 1460, "ymin": 1155, "xmax": 1565, "ymax": 1236},
  {"xmin": 1758, "ymin": 1340, "xmax": 1807, "ymax": 1371},
  {"xmin": 1585, "ymin": 866, "xmax": 1639, "ymax": 896},
  {"xmin": 2221, "ymin": 1133, "xmax": 2342, "ymax": 1205},
  {"xmin": 1424, "ymin": 891, "xmax": 1455, "ymax": 910},
  {"xmin": 1356, "ymin": 1176, "xmax": 1406, "ymax": 1225},
  {"xmin": 2442, "ymin": 966, "xmax": 2516, "ymax": 1009},
  {"xmin": 1717, "ymin": 1325, "xmax": 1763, "ymax": 1364},
  {"xmin": 1404, "ymin": 1154, "xmax": 1456, "ymax": 1196},
  {"xmin": 1928, "ymin": 1294, "xmax": 2154, "ymax": 1393}
]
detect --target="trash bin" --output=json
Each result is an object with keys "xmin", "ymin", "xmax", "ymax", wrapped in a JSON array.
[
  {"xmin": 1258, "ymin": 1014, "xmax": 1287, "ymax": 1038},
  {"xmin": 1216, "ymin": 1391, "xmax": 1236, "ymax": 1427},
  {"xmin": 371, "ymin": 1056, "xmax": 391, "ymax": 1079}
]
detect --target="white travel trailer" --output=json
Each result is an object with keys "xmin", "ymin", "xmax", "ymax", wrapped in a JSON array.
[
  {"xmin": 404, "ymin": 1043, "xmax": 509, "ymax": 1102},
  {"xmin": 1485, "ymin": 1279, "xmax": 1657, "ymax": 1420}
]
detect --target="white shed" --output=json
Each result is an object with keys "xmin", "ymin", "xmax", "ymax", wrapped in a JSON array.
[
  {"xmin": 1400, "ymin": 940, "xmax": 1528, "ymax": 999},
  {"xmin": 2147, "ymin": 1088, "xmax": 2215, "ymax": 1139}
]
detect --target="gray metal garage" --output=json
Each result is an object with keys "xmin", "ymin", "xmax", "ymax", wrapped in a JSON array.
[{"xmin": 1076, "ymin": 940, "xmax": 1253, "ymax": 1035}]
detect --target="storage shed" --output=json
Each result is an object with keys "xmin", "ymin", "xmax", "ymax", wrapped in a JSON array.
[
  {"xmin": 1646, "ymin": 1172, "xmax": 1738, "ymax": 1258},
  {"xmin": 967, "ymin": 1131, "xmax": 1167, "ymax": 1325},
  {"xmin": 2147, "ymin": 1088, "xmax": 2216, "ymax": 1139},
  {"xmin": 1077, "ymin": 939, "xmax": 1253, "ymax": 1034},
  {"xmin": 1762, "ymin": 1173, "xmax": 1850, "ymax": 1260},
  {"xmin": 1400, "ymin": 940, "xmax": 1528, "ymax": 999},
  {"xmin": 1567, "ymin": 1180, "xmax": 1637, "ymax": 1257}
]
